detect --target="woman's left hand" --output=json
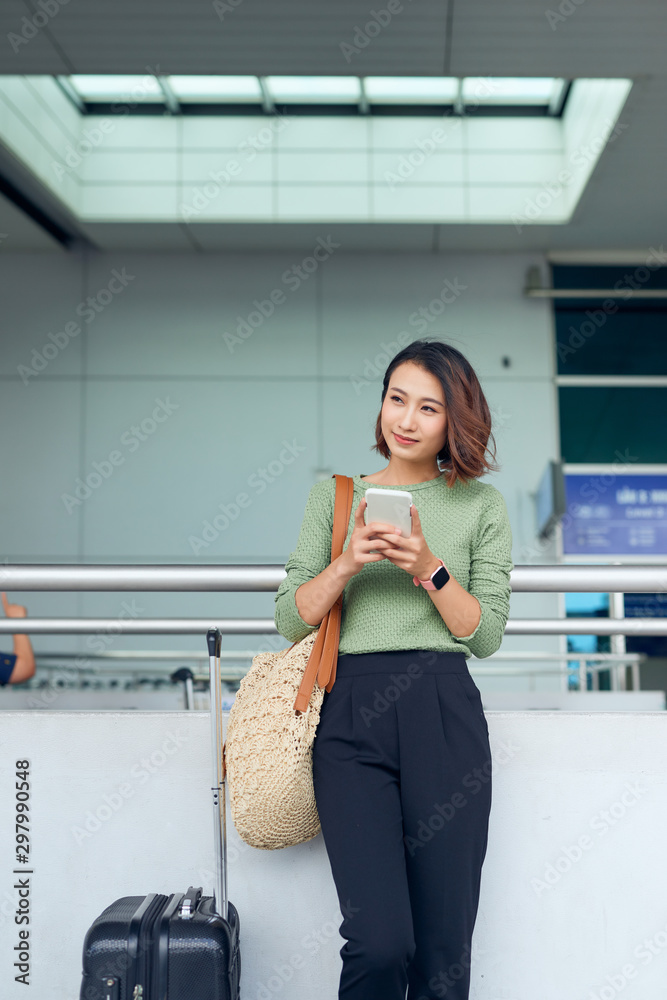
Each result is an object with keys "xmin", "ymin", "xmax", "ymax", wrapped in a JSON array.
[{"xmin": 370, "ymin": 504, "xmax": 439, "ymax": 581}]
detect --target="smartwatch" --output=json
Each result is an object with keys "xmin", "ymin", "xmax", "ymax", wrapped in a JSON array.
[{"xmin": 413, "ymin": 558, "xmax": 451, "ymax": 591}]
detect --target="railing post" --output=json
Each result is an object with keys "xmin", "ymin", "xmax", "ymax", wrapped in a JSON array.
[
  {"xmin": 578, "ymin": 657, "xmax": 586, "ymax": 692},
  {"xmin": 609, "ymin": 585, "xmax": 627, "ymax": 691}
]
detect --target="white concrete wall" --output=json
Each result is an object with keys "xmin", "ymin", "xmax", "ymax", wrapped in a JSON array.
[
  {"xmin": 0, "ymin": 247, "xmax": 561, "ymax": 687},
  {"xmin": 0, "ymin": 710, "xmax": 665, "ymax": 999}
]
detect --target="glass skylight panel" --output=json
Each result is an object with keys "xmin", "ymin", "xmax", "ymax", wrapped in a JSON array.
[
  {"xmin": 363, "ymin": 77, "xmax": 459, "ymax": 103},
  {"xmin": 461, "ymin": 77, "xmax": 557, "ymax": 104},
  {"xmin": 69, "ymin": 75, "xmax": 163, "ymax": 102},
  {"xmin": 64, "ymin": 75, "xmax": 570, "ymax": 115},
  {"xmin": 167, "ymin": 76, "xmax": 262, "ymax": 102},
  {"xmin": 264, "ymin": 76, "xmax": 361, "ymax": 103}
]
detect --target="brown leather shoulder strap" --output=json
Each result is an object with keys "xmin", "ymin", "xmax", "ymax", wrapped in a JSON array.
[{"xmin": 293, "ymin": 474, "xmax": 354, "ymax": 713}]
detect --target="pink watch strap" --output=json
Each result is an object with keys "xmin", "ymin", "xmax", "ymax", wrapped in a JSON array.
[{"xmin": 413, "ymin": 559, "xmax": 445, "ymax": 589}]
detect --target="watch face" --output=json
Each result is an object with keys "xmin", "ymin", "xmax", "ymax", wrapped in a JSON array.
[{"xmin": 432, "ymin": 566, "xmax": 450, "ymax": 590}]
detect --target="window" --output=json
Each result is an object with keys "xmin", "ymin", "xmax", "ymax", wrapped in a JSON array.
[
  {"xmin": 554, "ymin": 264, "xmax": 667, "ymax": 463},
  {"xmin": 559, "ymin": 387, "xmax": 667, "ymax": 463}
]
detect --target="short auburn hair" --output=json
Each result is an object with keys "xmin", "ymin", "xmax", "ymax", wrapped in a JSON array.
[{"xmin": 372, "ymin": 338, "xmax": 500, "ymax": 487}]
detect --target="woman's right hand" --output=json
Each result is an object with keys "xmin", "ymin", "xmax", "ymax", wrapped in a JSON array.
[{"xmin": 337, "ymin": 497, "xmax": 400, "ymax": 577}]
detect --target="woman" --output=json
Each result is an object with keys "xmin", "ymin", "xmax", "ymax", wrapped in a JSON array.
[{"xmin": 274, "ymin": 338, "xmax": 513, "ymax": 1000}]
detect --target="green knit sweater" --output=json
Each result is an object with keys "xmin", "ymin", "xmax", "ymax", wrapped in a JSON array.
[{"xmin": 274, "ymin": 473, "xmax": 514, "ymax": 659}]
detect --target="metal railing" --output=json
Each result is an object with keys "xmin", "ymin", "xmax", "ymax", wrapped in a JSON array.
[
  {"xmin": 0, "ymin": 617, "xmax": 665, "ymax": 635},
  {"xmin": 2, "ymin": 562, "xmax": 666, "ymax": 591},
  {"xmin": 0, "ymin": 564, "xmax": 666, "ymax": 640},
  {"xmin": 25, "ymin": 649, "xmax": 645, "ymax": 693}
]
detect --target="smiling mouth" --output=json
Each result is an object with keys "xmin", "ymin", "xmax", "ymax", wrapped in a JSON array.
[{"xmin": 394, "ymin": 432, "xmax": 418, "ymax": 443}]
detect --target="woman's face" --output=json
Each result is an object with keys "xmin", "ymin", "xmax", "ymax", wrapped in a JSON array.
[{"xmin": 380, "ymin": 361, "xmax": 447, "ymax": 461}]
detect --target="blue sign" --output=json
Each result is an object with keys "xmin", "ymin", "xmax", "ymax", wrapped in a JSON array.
[
  {"xmin": 625, "ymin": 593, "xmax": 667, "ymax": 657},
  {"xmin": 624, "ymin": 593, "xmax": 667, "ymax": 617},
  {"xmin": 562, "ymin": 473, "xmax": 667, "ymax": 556}
]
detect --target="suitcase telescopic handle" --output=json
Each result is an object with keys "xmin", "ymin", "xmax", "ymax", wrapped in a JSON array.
[
  {"xmin": 206, "ymin": 627, "xmax": 228, "ymax": 922},
  {"xmin": 207, "ymin": 628, "xmax": 222, "ymax": 658}
]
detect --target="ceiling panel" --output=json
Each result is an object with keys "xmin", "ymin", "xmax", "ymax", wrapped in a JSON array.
[
  {"xmin": 1, "ymin": 0, "xmax": 664, "ymax": 77},
  {"xmin": 182, "ymin": 221, "xmax": 438, "ymax": 252},
  {"xmin": 30, "ymin": 0, "xmax": 451, "ymax": 76},
  {"xmin": 0, "ymin": 189, "xmax": 63, "ymax": 249},
  {"xmin": 64, "ymin": 218, "xmax": 667, "ymax": 254},
  {"xmin": 450, "ymin": 0, "xmax": 667, "ymax": 77},
  {"xmin": 0, "ymin": 1, "xmax": 72, "ymax": 74},
  {"xmin": 77, "ymin": 220, "xmax": 196, "ymax": 250},
  {"xmin": 0, "ymin": 0, "xmax": 666, "ymax": 251}
]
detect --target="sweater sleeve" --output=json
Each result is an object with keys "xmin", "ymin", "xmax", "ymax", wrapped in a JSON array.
[
  {"xmin": 455, "ymin": 488, "xmax": 513, "ymax": 659},
  {"xmin": 274, "ymin": 479, "xmax": 334, "ymax": 643}
]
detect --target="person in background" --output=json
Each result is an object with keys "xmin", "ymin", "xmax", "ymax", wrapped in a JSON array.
[{"xmin": 0, "ymin": 591, "xmax": 36, "ymax": 686}]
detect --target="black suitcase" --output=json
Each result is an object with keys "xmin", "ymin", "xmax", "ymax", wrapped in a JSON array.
[{"xmin": 79, "ymin": 628, "xmax": 241, "ymax": 1000}]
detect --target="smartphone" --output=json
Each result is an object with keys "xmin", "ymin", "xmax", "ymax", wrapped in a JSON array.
[{"xmin": 364, "ymin": 488, "xmax": 413, "ymax": 553}]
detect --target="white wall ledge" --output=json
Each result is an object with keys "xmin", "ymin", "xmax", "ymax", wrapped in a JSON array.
[{"xmin": 1, "ymin": 708, "xmax": 665, "ymax": 998}]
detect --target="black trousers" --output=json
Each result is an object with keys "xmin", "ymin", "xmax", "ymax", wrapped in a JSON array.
[{"xmin": 312, "ymin": 649, "xmax": 492, "ymax": 1000}]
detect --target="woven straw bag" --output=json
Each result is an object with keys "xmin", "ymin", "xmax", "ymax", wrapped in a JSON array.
[{"xmin": 223, "ymin": 474, "xmax": 354, "ymax": 850}]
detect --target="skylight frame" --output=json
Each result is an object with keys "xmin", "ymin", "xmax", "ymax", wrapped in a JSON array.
[{"xmin": 62, "ymin": 74, "xmax": 572, "ymax": 117}]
